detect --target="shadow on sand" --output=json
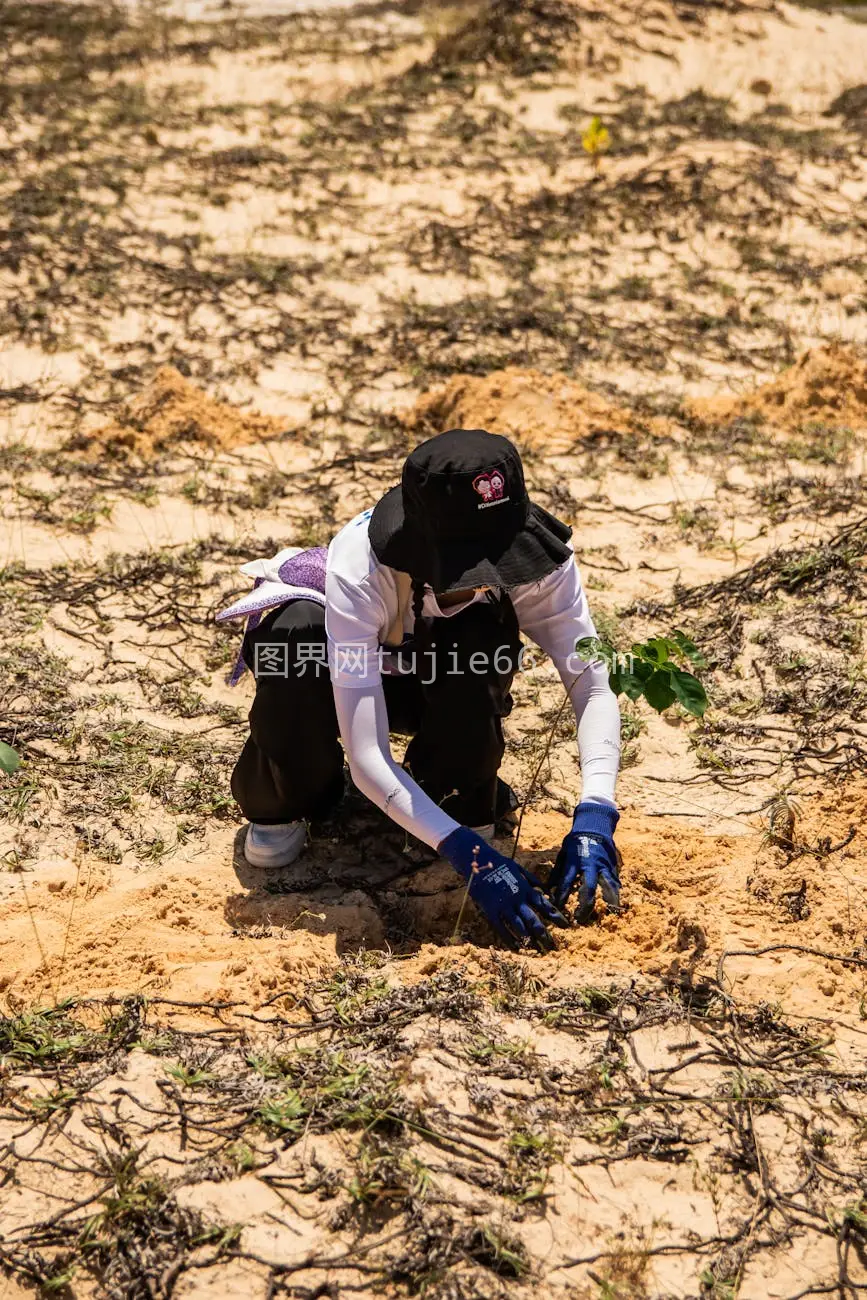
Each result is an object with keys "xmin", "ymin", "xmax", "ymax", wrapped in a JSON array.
[{"xmin": 224, "ymin": 810, "xmax": 566, "ymax": 955}]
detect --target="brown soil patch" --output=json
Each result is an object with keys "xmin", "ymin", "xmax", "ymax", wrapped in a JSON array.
[
  {"xmin": 87, "ymin": 366, "xmax": 286, "ymax": 456},
  {"xmin": 689, "ymin": 343, "xmax": 867, "ymax": 430},
  {"xmin": 2, "ymin": 783, "xmax": 864, "ymax": 1024},
  {"xmin": 404, "ymin": 365, "xmax": 669, "ymax": 453}
]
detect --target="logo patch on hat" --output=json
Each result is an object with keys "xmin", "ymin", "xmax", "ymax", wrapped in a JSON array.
[{"xmin": 473, "ymin": 469, "xmax": 509, "ymax": 509}]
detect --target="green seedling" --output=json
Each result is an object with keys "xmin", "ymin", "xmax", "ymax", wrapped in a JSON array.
[
  {"xmin": 42, "ymin": 1265, "xmax": 77, "ymax": 1292},
  {"xmin": 166, "ymin": 1063, "xmax": 215, "ymax": 1088},
  {"xmin": 475, "ymin": 1226, "xmax": 528, "ymax": 1278},
  {"xmin": 467, "ymin": 1034, "xmax": 530, "ymax": 1063},
  {"xmin": 246, "ymin": 1051, "xmax": 286, "ymax": 1079},
  {"xmin": 257, "ymin": 1089, "xmax": 307, "ymax": 1134},
  {"xmin": 133, "ymin": 1034, "xmax": 173, "ymax": 1054},
  {"xmin": 29, "ymin": 1087, "xmax": 78, "ymax": 1116},
  {"xmin": 699, "ymin": 1271, "xmax": 736, "ymax": 1300},
  {"xmin": 225, "ymin": 1141, "xmax": 256, "ymax": 1172},
  {"xmin": 577, "ymin": 630, "xmax": 709, "ymax": 717},
  {"xmin": 0, "ymin": 1005, "xmax": 87, "ymax": 1067}
]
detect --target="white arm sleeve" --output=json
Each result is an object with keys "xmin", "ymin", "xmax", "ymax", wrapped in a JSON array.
[
  {"xmin": 512, "ymin": 557, "xmax": 621, "ymax": 807},
  {"xmin": 333, "ymin": 681, "xmax": 460, "ymax": 850},
  {"xmin": 325, "ymin": 570, "xmax": 387, "ymax": 689}
]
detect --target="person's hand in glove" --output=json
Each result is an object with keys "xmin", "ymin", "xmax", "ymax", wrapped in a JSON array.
[
  {"xmin": 549, "ymin": 802, "xmax": 621, "ymax": 924},
  {"xmin": 439, "ymin": 826, "xmax": 568, "ymax": 952}
]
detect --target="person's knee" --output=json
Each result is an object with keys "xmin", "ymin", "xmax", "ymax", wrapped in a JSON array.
[{"xmin": 462, "ymin": 712, "xmax": 506, "ymax": 773}]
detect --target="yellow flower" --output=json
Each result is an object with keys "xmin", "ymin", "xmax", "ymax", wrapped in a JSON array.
[{"xmin": 582, "ymin": 116, "xmax": 610, "ymax": 164}]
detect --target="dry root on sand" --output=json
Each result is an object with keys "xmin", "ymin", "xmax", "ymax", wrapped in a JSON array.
[{"xmin": 1, "ymin": 963, "xmax": 866, "ymax": 1300}]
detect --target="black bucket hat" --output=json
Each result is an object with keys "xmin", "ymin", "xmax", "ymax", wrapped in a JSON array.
[{"xmin": 368, "ymin": 428, "xmax": 572, "ymax": 591}]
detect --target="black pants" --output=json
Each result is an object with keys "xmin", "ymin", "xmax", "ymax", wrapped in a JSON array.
[{"xmin": 230, "ymin": 596, "xmax": 522, "ymax": 828}]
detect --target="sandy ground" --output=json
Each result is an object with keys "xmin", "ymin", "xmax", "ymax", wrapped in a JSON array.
[{"xmin": 2, "ymin": 0, "xmax": 867, "ymax": 1296}]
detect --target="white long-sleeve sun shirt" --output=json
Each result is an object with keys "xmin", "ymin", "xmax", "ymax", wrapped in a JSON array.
[{"xmin": 325, "ymin": 510, "xmax": 621, "ymax": 849}]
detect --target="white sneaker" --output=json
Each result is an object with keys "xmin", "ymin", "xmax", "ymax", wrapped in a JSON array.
[
  {"xmin": 244, "ymin": 822, "xmax": 306, "ymax": 868},
  {"xmin": 470, "ymin": 824, "xmax": 496, "ymax": 840}
]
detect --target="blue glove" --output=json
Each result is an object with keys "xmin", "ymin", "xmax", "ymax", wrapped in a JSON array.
[
  {"xmin": 549, "ymin": 803, "xmax": 621, "ymax": 924},
  {"xmin": 439, "ymin": 826, "xmax": 568, "ymax": 952}
]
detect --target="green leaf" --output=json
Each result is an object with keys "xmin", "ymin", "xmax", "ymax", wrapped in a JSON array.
[
  {"xmin": 671, "ymin": 629, "xmax": 707, "ymax": 668},
  {"xmin": 637, "ymin": 637, "xmax": 675, "ymax": 667},
  {"xmin": 610, "ymin": 659, "xmax": 652, "ymax": 701},
  {"xmin": 609, "ymin": 667, "xmax": 636, "ymax": 699},
  {"xmin": 643, "ymin": 669, "xmax": 677, "ymax": 713},
  {"xmin": 669, "ymin": 666, "xmax": 709, "ymax": 717},
  {"xmin": 0, "ymin": 742, "xmax": 20, "ymax": 775}
]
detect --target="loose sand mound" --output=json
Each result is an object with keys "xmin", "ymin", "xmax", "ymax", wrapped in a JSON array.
[
  {"xmin": 690, "ymin": 343, "xmax": 867, "ymax": 430},
  {"xmin": 431, "ymin": 0, "xmax": 583, "ymax": 75},
  {"xmin": 405, "ymin": 366, "xmax": 666, "ymax": 454},
  {"xmin": 88, "ymin": 366, "xmax": 286, "ymax": 456},
  {"xmin": 414, "ymin": 348, "xmax": 867, "ymax": 459},
  {"xmin": 427, "ymin": 0, "xmax": 728, "ymax": 77},
  {"xmin": 2, "ymin": 785, "xmax": 864, "ymax": 1024}
]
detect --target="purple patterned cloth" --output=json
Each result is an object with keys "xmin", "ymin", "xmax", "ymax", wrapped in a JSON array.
[
  {"xmin": 277, "ymin": 547, "xmax": 327, "ymax": 590},
  {"xmin": 218, "ymin": 546, "xmax": 328, "ymax": 685}
]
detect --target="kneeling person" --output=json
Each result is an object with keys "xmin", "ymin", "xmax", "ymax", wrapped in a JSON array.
[{"xmin": 223, "ymin": 429, "xmax": 621, "ymax": 950}]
